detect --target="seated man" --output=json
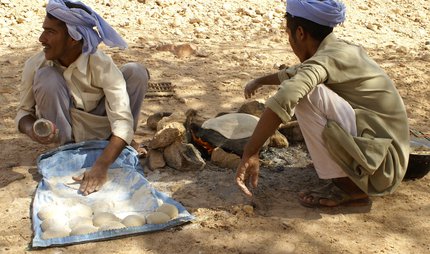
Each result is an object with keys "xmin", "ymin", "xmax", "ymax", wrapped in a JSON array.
[
  {"xmin": 235, "ymin": 0, "xmax": 409, "ymax": 207},
  {"xmin": 16, "ymin": 0, "xmax": 149, "ymax": 195}
]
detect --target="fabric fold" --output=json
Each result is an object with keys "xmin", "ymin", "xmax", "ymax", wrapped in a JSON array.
[
  {"xmin": 287, "ymin": 0, "xmax": 346, "ymax": 27},
  {"xmin": 46, "ymin": 0, "xmax": 127, "ymax": 54}
]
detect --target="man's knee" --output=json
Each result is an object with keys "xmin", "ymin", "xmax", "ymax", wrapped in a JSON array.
[
  {"xmin": 33, "ymin": 66, "xmax": 66, "ymax": 94},
  {"xmin": 307, "ymin": 84, "xmax": 328, "ymax": 106},
  {"xmin": 121, "ymin": 62, "xmax": 150, "ymax": 83},
  {"xmin": 295, "ymin": 94, "xmax": 312, "ymax": 117},
  {"xmin": 295, "ymin": 85, "xmax": 328, "ymax": 117}
]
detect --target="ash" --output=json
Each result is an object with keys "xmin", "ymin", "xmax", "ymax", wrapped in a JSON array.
[{"xmin": 260, "ymin": 143, "xmax": 312, "ymax": 172}]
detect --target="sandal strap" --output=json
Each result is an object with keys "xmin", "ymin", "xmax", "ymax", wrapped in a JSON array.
[{"xmin": 300, "ymin": 182, "xmax": 354, "ymax": 207}]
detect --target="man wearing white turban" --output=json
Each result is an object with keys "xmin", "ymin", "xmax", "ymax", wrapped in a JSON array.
[
  {"xmin": 16, "ymin": 0, "xmax": 150, "ymax": 195},
  {"xmin": 236, "ymin": 0, "xmax": 409, "ymax": 207}
]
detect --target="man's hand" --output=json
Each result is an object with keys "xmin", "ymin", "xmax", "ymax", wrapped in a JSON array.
[
  {"xmin": 244, "ymin": 79, "xmax": 262, "ymax": 99},
  {"xmin": 32, "ymin": 128, "xmax": 59, "ymax": 144},
  {"xmin": 243, "ymin": 73, "xmax": 281, "ymax": 99},
  {"xmin": 18, "ymin": 115, "xmax": 59, "ymax": 145},
  {"xmin": 235, "ymin": 153, "xmax": 260, "ymax": 197},
  {"xmin": 72, "ymin": 165, "xmax": 108, "ymax": 196},
  {"xmin": 235, "ymin": 108, "xmax": 282, "ymax": 197},
  {"xmin": 71, "ymin": 135, "xmax": 126, "ymax": 196}
]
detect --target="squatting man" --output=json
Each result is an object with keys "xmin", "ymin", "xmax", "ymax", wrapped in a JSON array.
[
  {"xmin": 235, "ymin": 0, "xmax": 409, "ymax": 208},
  {"xmin": 16, "ymin": 0, "xmax": 149, "ymax": 195}
]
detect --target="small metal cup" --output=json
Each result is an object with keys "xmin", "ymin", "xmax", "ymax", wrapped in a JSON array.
[{"xmin": 33, "ymin": 119, "xmax": 56, "ymax": 138}]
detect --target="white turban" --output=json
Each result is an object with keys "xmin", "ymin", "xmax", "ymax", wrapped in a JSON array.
[
  {"xmin": 46, "ymin": 0, "xmax": 128, "ymax": 54},
  {"xmin": 287, "ymin": 0, "xmax": 346, "ymax": 27}
]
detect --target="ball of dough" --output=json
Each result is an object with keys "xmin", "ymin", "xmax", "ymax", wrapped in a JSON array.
[
  {"xmin": 156, "ymin": 203, "xmax": 179, "ymax": 219},
  {"xmin": 98, "ymin": 221, "xmax": 126, "ymax": 231},
  {"xmin": 68, "ymin": 203, "xmax": 92, "ymax": 218},
  {"xmin": 69, "ymin": 216, "xmax": 93, "ymax": 230},
  {"xmin": 121, "ymin": 214, "xmax": 146, "ymax": 227},
  {"xmin": 131, "ymin": 187, "xmax": 152, "ymax": 204},
  {"xmin": 92, "ymin": 212, "xmax": 120, "ymax": 227},
  {"xmin": 91, "ymin": 201, "xmax": 115, "ymax": 215},
  {"xmin": 146, "ymin": 212, "xmax": 170, "ymax": 224},
  {"xmin": 70, "ymin": 225, "xmax": 99, "ymax": 236},
  {"xmin": 37, "ymin": 205, "xmax": 65, "ymax": 221},
  {"xmin": 41, "ymin": 228, "xmax": 71, "ymax": 239},
  {"xmin": 40, "ymin": 215, "xmax": 69, "ymax": 232}
]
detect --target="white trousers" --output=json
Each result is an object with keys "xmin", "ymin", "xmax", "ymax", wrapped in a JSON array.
[{"xmin": 294, "ymin": 84, "xmax": 357, "ymax": 179}]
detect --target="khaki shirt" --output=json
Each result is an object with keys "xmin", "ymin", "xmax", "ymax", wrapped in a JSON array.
[
  {"xmin": 16, "ymin": 51, "xmax": 134, "ymax": 145},
  {"xmin": 267, "ymin": 33, "xmax": 409, "ymax": 195}
]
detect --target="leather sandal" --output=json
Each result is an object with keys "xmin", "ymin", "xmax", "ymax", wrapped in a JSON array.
[{"xmin": 298, "ymin": 182, "xmax": 370, "ymax": 208}]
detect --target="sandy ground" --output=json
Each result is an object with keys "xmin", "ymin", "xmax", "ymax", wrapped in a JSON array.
[{"xmin": 1, "ymin": 0, "xmax": 430, "ymax": 253}]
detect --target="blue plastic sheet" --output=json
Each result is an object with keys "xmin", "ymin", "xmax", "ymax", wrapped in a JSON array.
[{"xmin": 31, "ymin": 140, "xmax": 194, "ymax": 248}]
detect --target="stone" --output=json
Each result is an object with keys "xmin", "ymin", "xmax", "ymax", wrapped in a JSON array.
[
  {"xmin": 171, "ymin": 16, "xmax": 183, "ymax": 28},
  {"xmin": 147, "ymin": 112, "xmax": 172, "ymax": 130},
  {"xmin": 210, "ymin": 147, "xmax": 241, "ymax": 170},
  {"xmin": 420, "ymin": 53, "xmax": 430, "ymax": 61},
  {"xmin": 163, "ymin": 141, "xmax": 206, "ymax": 171},
  {"xmin": 268, "ymin": 130, "xmax": 289, "ymax": 148},
  {"xmin": 157, "ymin": 111, "xmax": 187, "ymax": 131},
  {"xmin": 148, "ymin": 149, "xmax": 166, "ymax": 169},
  {"xmin": 155, "ymin": 43, "xmax": 175, "ymax": 52},
  {"xmin": 278, "ymin": 121, "xmax": 304, "ymax": 143},
  {"xmin": 174, "ymin": 43, "xmax": 196, "ymax": 58},
  {"xmin": 163, "ymin": 140, "xmax": 184, "ymax": 169},
  {"xmin": 237, "ymin": 100, "xmax": 265, "ymax": 117},
  {"xmin": 0, "ymin": 168, "xmax": 25, "ymax": 187},
  {"xmin": 242, "ymin": 205, "xmax": 254, "ymax": 215},
  {"xmin": 179, "ymin": 143, "xmax": 206, "ymax": 171},
  {"xmin": 149, "ymin": 122, "xmax": 186, "ymax": 149}
]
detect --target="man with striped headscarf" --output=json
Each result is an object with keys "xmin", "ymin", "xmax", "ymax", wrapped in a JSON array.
[
  {"xmin": 236, "ymin": 0, "xmax": 409, "ymax": 208},
  {"xmin": 16, "ymin": 0, "xmax": 150, "ymax": 195}
]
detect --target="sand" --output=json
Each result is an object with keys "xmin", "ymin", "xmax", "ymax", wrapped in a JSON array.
[{"xmin": 0, "ymin": 0, "xmax": 429, "ymax": 253}]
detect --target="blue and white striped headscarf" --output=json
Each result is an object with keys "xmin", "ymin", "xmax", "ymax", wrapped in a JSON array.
[
  {"xmin": 46, "ymin": 0, "xmax": 127, "ymax": 54},
  {"xmin": 287, "ymin": 0, "xmax": 346, "ymax": 27}
]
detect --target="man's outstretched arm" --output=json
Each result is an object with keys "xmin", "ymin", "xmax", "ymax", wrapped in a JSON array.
[
  {"xmin": 73, "ymin": 135, "xmax": 127, "ymax": 196},
  {"xmin": 244, "ymin": 73, "xmax": 281, "ymax": 99}
]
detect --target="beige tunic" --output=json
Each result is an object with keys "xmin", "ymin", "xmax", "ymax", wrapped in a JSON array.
[
  {"xmin": 266, "ymin": 33, "xmax": 409, "ymax": 195},
  {"xmin": 16, "ymin": 51, "xmax": 134, "ymax": 144}
]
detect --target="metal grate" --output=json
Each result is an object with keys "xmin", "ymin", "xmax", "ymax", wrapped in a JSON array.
[{"xmin": 146, "ymin": 82, "xmax": 175, "ymax": 98}]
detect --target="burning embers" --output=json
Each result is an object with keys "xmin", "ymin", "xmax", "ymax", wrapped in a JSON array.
[
  {"xmin": 144, "ymin": 101, "xmax": 298, "ymax": 171},
  {"xmin": 191, "ymin": 130, "xmax": 215, "ymax": 156}
]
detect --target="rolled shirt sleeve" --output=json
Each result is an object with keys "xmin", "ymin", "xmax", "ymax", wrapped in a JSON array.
[
  {"xmin": 88, "ymin": 52, "xmax": 134, "ymax": 144},
  {"xmin": 15, "ymin": 52, "xmax": 48, "ymax": 127},
  {"xmin": 267, "ymin": 63, "xmax": 328, "ymax": 124}
]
